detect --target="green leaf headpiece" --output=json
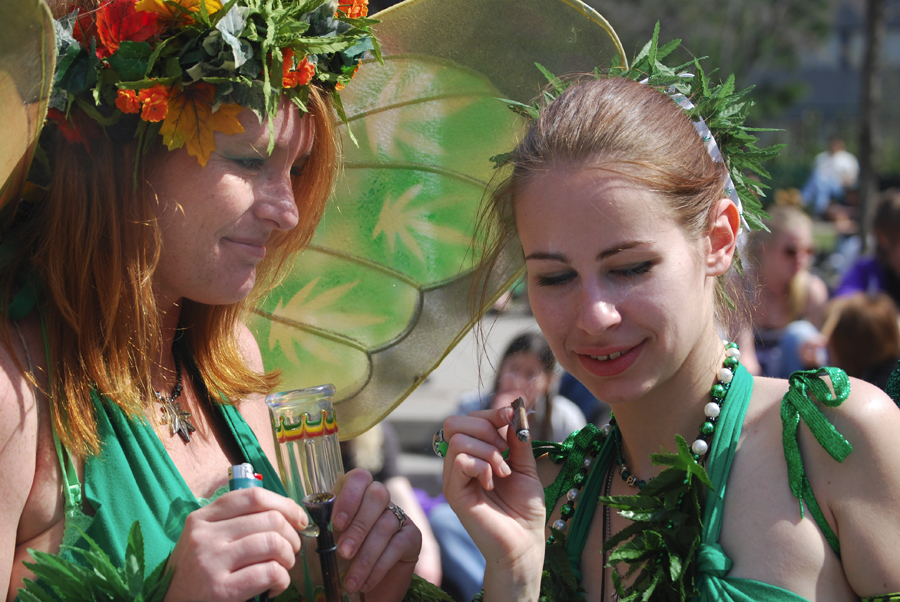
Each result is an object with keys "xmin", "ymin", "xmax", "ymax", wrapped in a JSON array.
[
  {"xmin": 493, "ymin": 22, "xmax": 784, "ymax": 233},
  {"xmin": 41, "ymin": 0, "xmax": 381, "ymax": 171}
]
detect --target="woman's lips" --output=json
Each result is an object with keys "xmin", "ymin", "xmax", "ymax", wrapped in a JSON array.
[
  {"xmin": 224, "ymin": 237, "xmax": 267, "ymax": 259},
  {"xmin": 576, "ymin": 341, "xmax": 644, "ymax": 378}
]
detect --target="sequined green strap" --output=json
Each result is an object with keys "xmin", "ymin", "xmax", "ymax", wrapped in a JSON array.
[
  {"xmin": 780, "ymin": 368, "xmax": 853, "ymax": 558},
  {"xmin": 861, "ymin": 594, "xmax": 900, "ymax": 601},
  {"xmin": 534, "ymin": 424, "xmax": 602, "ymax": 521}
]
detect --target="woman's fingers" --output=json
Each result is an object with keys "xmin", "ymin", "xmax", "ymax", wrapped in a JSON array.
[
  {"xmin": 358, "ymin": 518, "xmax": 421, "ymax": 593},
  {"xmin": 341, "ymin": 504, "xmax": 415, "ymax": 592},
  {"xmin": 441, "ymin": 409, "xmax": 513, "ymax": 486},
  {"xmin": 331, "ymin": 467, "xmax": 375, "ymax": 532},
  {"xmin": 198, "ymin": 487, "xmax": 307, "ymax": 532},
  {"xmin": 335, "ymin": 475, "xmax": 391, "ymax": 559}
]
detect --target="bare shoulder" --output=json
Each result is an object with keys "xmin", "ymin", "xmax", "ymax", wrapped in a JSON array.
[{"xmin": 800, "ymin": 374, "xmax": 900, "ymax": 595}]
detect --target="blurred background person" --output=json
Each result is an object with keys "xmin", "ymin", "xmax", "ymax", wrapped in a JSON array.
[
  {"xmin": 738, "ymin": 204, "xmax": 829, "ymax": 377},
  {"xmin": 834, "ymin": 189, "xmax": 900, "ymax": 309},
  {"xmin": 801, "ymin": 136, "xmax": 860, "ymax": 216},
  {"xmin": 454, "ymin": 330, "xmax": 585, "ymax": 441},
  {"xmin": 818, "ymin": 292, "xmax": 900, "ymax": 391}
]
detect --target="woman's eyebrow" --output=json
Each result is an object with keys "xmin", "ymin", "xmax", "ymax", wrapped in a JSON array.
[
  {"xmin": 597, "ymin": 240, "xmax": 651, "ymax": 260},
  {"xmin": 524, "ymin": 251, "xmax": 568, "ymax": 262}
]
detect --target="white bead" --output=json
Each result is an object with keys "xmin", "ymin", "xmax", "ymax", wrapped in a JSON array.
[
  {"xmin": 691, "ymin": 439, "xmax": 709, "ymax": 455},
  {"xmin": 704, "ymin": 402, "xmax": 721, "ymax": 418},
  {"xmin": 552, "ymin": 519, "xmax": 568, "ymax": 533},
  {"xmin": 583, "ymin": 456, "xmax": 593, "ymax": 468},
  {"xmin": 725, "ymin": 347, "xmax": 741, "ymax": 359},
  {"xmin": 721, "ymin": 338, "xmax": 728, "ymax": 346},
  {"xmin": 717, "ymin": 367, "xmax": 733, "ymax": 383},
  {"xmin": 600, "ymin": 424, "xmax": 612, "ymax": 436},
  {"xmin": 566, "ymin": 488, "xmax": 579, "ymax": 502}
]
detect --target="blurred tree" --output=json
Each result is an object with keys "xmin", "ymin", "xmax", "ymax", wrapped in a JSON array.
[
  {"xmin": 583, "ymin": 0, "xmax": 835, "ymax": 114},
  {"xmin": 858, "ymin": 0, "xmax": 886, "ymax": 251}
]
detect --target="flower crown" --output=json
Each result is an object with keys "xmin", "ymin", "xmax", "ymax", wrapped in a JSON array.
[
  {"xmin": 39, "ymin": 0, "xmax": 379, "ymax": 174},
  {"xmin": 492, "ymin": 23, "xmax": 783, "ymax": 233}
]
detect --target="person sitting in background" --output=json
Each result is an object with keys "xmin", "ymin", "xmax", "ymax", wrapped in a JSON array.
[
  {"xmin": 454, "ymin": 330, "xmax": 585, "ymax": 442},
  {"xmin": 737, "ymin": 204, "xmax": 829, "ymax": 377},
  {"xmin": 818, "ymin": 293, "xmax": 900, "ymax": 391},
  {"xmin": 801, "ymin": 137, "xmax": 859, "ymax": 216},
  {"xmin": 834, "ymin": 189, "xmax": 900, "ymax": 308}
]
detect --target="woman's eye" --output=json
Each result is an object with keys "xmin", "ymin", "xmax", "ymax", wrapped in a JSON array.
[
  {"xmin": 535, "ymin": 272, "xmax": 575, "ymax": 287},
  {"xmin": 232, "ymin": 158, "xmax": 265, "ymax": 171},
  {"xmin": 290, "ymin": 165, "xmax": 305, "ymax": 178},
  {"xmin": 612, "ymin": 261, "xmax": 653, "ymax": 278}
]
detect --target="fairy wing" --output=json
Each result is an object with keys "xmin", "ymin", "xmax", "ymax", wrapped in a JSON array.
[
  {"xmin": 0, "ymin": 0, "xmax": 55, "ymax": 210},
  {"xmin": 249, "ymin": 0, "xmax": 627, "ymax": 438}
]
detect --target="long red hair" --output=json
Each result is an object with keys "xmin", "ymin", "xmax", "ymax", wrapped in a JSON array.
[{"xmin": 0, "ymin": 86, "xmax": 338, "ymax": 456}]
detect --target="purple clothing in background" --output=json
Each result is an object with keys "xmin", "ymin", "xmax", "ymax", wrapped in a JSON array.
[{"xmin": 834, "ymin": 257, "xmax": 885, "ymax": 297}]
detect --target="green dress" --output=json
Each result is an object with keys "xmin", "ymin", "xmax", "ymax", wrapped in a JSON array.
[
  {"xmin": 545, "ymin": 365, "xmax": 867, "ymax": 601},
  {"xmin": 53, "ymin": 390, "xmax": 287, "ymax": 573}
]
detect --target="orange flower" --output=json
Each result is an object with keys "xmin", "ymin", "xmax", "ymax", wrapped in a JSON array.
[
  {"xmin": 282, "ymin": 49, "xmax": 315, "ymax": 88},
  {"xmin": 116, "ymin": 89, "xmax": 142, "ymax": 114},
  {"xmin": 138, "ymin": 84, "xmax": 170, "ymax": 122},
  {"xmin": 336, "ymin": 0, "xmax": 368, "ymax": 19},
  {"xmin": 336, "ymin": 64, "xmax": 360, "ymax": 90}
]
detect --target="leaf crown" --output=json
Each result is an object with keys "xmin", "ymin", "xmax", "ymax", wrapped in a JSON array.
[
  {"xmin": 38, "ymin": 0, "xmax": 380, "ymax": 173},
  {"xmin": 493, "ymin": 23, "xmax": 784, "ymax": 233}
]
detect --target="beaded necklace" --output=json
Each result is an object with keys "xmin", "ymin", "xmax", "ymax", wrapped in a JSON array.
[{"xmin": 545, "ymin": 340, "xmax": 741, "ymax": 540}]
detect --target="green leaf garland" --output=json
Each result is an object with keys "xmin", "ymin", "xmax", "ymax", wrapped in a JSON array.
[
  {"xmin": 18, "ymin": 521, "xmax": 173, "ymax": 602},
  {"xmin": 599, "ymin": 435, "xmax": 712, "ymax": 602}
]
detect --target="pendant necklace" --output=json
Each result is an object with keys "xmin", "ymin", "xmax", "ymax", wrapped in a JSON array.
[{"xmin": 155, "ymin": 349, "xmax": 196, "ymax": 443}]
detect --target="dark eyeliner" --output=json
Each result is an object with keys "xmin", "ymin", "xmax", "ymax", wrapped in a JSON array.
[{"xmin": 536, "ymin": 272, "xmax": 575, "ymax": 287}]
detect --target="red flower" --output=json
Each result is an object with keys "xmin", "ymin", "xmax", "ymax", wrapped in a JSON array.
[
  {"xmin": 282, "ymin": 49, "xmax": 315, "ymax": 88},
  {"xmin": 115, "ymin": 89, "xmax": 142, "ymax": 114},
  {"xmin": 47, "ymin": 108, "xmax": 98, "ymax": 154},
  {"xmin": 96, "ymin": 0, "xmax": 160, "ymax": 58},
  {"xmin": 138, "ymin": 83, "xmax": 170, "ymax": 122},
  {"xmin": 336, "ymin": 0, "xmax": 368, "ymax": 18}
]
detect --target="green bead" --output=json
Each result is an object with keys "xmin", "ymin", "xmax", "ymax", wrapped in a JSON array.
[
  {"xmin": 726, "ymin": 342, "xmax": 738, "ymax": 349},
  {"xmin": 573, "ymin": 471, "xmax": 587, "ymax": 486},
  {"xmin": 560, "ymin": 503, "xmax": 574, "ymax": 519},
  {"xmin": 724, "ymin": 356, "xmax": 739, "ymax": 369},
  {"xmin": 711, "ymin": 383, "xmax": 726, "ymax": 398},
  {"xmin": 547, "ymin": 535, "xmax": 555, "ymax": 544},
  {"xmin": 591, "ymin": 438, "xmax": 602, "ymax": 452},
  {"xmin": 700, "ymin": 421, "xmax": 715, "ymax": 435},
  {"xmin": 540, "ymin": 597, "xmax": 549, "ymax": 602},
  {"xmin": 692, "ymin": 453, "xmax": 700, "ymax": 461}
]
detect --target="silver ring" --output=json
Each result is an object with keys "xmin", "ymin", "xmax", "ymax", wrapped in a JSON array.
[
  {"xmin": 432, "ymin": 429, "xmax": 448, "ymax": 458},
  {"xmin": 388, "ymin": 503, "xmax": 407, "ymax": 529}
]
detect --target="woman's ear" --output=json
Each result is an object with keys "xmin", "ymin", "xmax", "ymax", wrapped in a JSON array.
[{"xmin": 705, "ymin": 198, "xmax": 740, "ymax": 277}]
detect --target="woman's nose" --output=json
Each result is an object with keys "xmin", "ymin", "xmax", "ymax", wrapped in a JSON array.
[
  {"xmin": 575, "ymin": 288, "xmax": 622, "ymax": 333},
  {"xmin": 257, "ymin": 171, "xmax": 300, "ymax": 231}
]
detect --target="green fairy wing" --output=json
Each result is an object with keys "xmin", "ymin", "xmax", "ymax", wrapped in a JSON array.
[
  {"xmin": 0, "ymin": 0, "xmax": 55, "ymax": 211},
  {"xmin": 252, "ymin": 0, "xmax": 628, "ymax": 438}
]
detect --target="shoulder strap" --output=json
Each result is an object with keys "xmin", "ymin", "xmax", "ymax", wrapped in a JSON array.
[
  {"xmin": 39, "ymin": 311, "xmax": 83, "ymax": 514},
  {"xmin": 781, "ymin": 367, "xmax": 853, "ymax": 558}
]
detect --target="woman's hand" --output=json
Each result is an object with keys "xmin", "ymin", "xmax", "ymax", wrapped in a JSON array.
[
  {"xmin": 163, "ymin": 487, "xmax": 307, "ymax": 602},
  {"xmin": 331, "ymin": 468, "xmax": 421, "ymax": 600},
  {"xmin": 441, "ymin": 407, "xmax": 546, "ymax": 601}
]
